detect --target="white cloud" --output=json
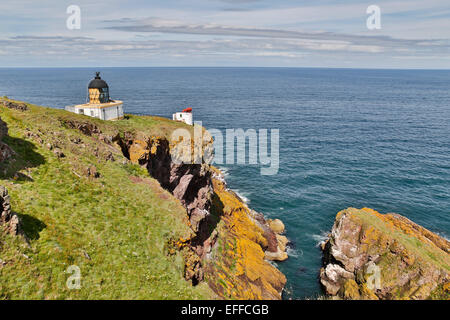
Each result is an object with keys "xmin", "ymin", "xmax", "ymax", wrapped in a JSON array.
[{"xmin": 0, "ymin": 0, "xmax": 449, "ymax": 67}]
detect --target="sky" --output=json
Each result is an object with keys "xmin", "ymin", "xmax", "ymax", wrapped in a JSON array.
[{"xmin": 0, "ymin": 0, "xmax": 449, "ymax": 68}]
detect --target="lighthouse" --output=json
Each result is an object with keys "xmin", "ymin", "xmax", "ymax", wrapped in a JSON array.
[
  {"xmin": 173, "ymin": 107, "xmax": 193, "ymax": 125},
  {"xmin": 65, "ymin": 72, "xmax": 124, "ymax": 121}
]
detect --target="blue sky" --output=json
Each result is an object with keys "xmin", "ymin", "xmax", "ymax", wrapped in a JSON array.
[{"xmin": 0, "ymin": 0, "xmax": 449, "ymax": 68}]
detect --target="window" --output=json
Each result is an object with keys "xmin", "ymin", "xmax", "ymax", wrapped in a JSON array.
[{"xmin": 90, "ymin": 110, "xmax": 94, "ymax": 116}]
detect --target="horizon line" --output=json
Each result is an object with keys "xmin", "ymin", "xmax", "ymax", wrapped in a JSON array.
[{"xmin": 0, "ymin": 66, "xmax": 449, "ymax": 71}]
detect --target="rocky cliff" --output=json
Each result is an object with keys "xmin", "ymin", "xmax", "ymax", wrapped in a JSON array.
[
  {"xmin": 117, "ymin": 132, "xmax": 288, "ymax": 299},
  {"xmin": 0, "ymin": 98, "xmax": 287, "ymax": 299},
  {"xmin": 320, "ymin": 207, "xmax": 450, "ymax": 300}
]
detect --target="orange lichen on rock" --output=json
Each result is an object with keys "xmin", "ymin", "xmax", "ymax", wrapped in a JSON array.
[
  {"xmin": 128, "ymin": 139, "xmax": 149, "ymax": 163},
  {"xmin": 341, "ymin": 279, "xmax": 361, "ymax": 300},
  {"xmin": 444, "ymin": 282, "xmax": 450, "ymax": 290},
  {"xmin": 205, "ymin": 175, "xmax": 286, "ymax": 300}
]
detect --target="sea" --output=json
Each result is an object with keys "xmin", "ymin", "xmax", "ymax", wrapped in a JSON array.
[{"xmin": 0, "ymin": 67, "xmax": 449, "ymax": 299}]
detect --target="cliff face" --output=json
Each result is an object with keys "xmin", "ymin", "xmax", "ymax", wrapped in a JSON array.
[
  {"xmin": 119, "ymin": 133, "xmax": 288, "ymax": 299},
  {"xmin": 321, "ymin": 208, "xmax": 450, "ymax": 300}
]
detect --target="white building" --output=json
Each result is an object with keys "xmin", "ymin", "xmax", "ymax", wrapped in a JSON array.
[
  {"xmin": 173, "ymin": 107, "xmax": 193, "ymax": 125},
  {"xmin": 65, "ymin": 72, "xmax": 124, "ymax": 121}
]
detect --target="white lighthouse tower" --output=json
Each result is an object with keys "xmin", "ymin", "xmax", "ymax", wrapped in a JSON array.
[
  {"xmin": 65, "ymin": 72, "xmax": 124, "ymax": 121},
  {"xmin": 173, "ymin": 107, "xmax": 193, "ymax": 125}
]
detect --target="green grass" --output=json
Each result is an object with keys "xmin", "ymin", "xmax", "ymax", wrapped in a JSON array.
[{"xmin": 0, "ymin": 99, "xmax": 213, "ymax": 299}]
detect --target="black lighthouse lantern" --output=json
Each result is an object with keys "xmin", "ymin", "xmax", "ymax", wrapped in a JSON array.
[{"xmin": 88, "ymin": 72, "xmax": 110, "ymax": 104}]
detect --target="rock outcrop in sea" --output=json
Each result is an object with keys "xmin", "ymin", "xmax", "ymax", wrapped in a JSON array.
[{"xmin": 320, "ymin": 207, "xmax": 450, "ymax": 300}]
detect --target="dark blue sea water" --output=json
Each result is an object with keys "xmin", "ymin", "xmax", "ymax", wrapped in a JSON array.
[{"xmin": 0, "ymin": 67, "xmax": 449, "ymax": 299}]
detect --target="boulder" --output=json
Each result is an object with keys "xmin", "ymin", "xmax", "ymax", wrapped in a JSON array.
[
  {"xmin": 268, "ymin": 219, "xmax": 285, "ymax": 234},
  {"xmin": 1, "ymin": 100, "xmax": 28, "ymax": 111},
  {"xmin": 265, "ymin": 249, "xmax": 288, "ymax": 262},
  {"xmin": 84, "ymin": 165, "xmax": 100, "ymax": 178},
  {"xmin": 52, "ymin": 148, "xmax": 65, "ymax": 158},
  {"xmin": 0, "ymin": 116, "xmax": 14, "ymax": 162},
  {"xmin": 0, "ymin": 186, "xmax": 21, "ymax": 235},
  {"xmin": 276, "ymin": 234, "xmax": 289, "ymax": 252},
  {"xmin": 59, "ymin": 118, "xmax": 101, "ymax": 136}
]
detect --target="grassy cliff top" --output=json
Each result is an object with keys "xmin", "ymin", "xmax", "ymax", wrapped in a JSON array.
[
  {"xmin": 0, "ymin": 99, "xmax": 212, "ymax": 299},
  {"xmin": 6, "ymin": 98, "xmax": 194, "ymax": 138}
]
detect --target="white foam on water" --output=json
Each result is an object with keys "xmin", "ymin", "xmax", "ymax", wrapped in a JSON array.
[
  {"xmin": 233, "ymin": 189, "xmax": 251, "ymax": 204},
  {"xmin": 436, "ymin": 232, "xmax": 450, "ymax": 242},
  {"xmin": 212, "ymin": 167, "xmax": 229, "ymax": 184},
  {"xmin": 287, "ymin": 247, "xmax": 302, "ymax": 258},
  {"xmin": 310, "ymin": 232, "xmax": 329, "ymax": 247},
  {"xmin": 266, "ymin": 259, "xmax": 279, "ymax": 267},
  {"xmin": 215, "ymin": 167, "xmax": 252, "ymax": 205},
  {"xmin": 217, "ymin": 166, "xmax": 229, "ymax": 178}
]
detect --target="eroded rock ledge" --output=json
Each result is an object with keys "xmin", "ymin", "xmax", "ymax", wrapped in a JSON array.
[
  {"xmin": 0, "ymin": 116, "xmax": 14, "ymax": 163},
  {"xmin": 0, "ymin": 117, "xmax": 21, "ymax": 236},
  {"xmin": 0, "ymin": 186, "xmax": 21, "ymax": 236},
  {"xmin": 320, "ymin": 207, "xmax": 450, "ymax": 300}
]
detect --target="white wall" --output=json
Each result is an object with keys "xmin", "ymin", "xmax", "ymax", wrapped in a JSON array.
[
  {"xmin": 101, "ymin": 105, "xmax": 123, "ymax": 120},
  {"xmin": 73, "ymin": 105, "xmax": 123, "ymax": 120},
  {"xmin": 173, "ymin": 112, "xmax": 193, "ymax": 125}
]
